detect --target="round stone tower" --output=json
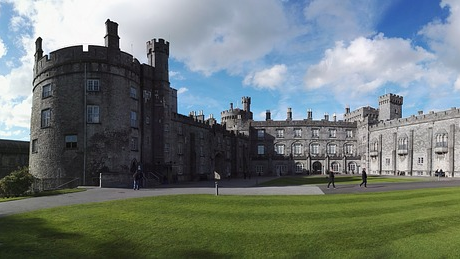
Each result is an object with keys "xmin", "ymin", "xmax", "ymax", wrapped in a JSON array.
[{"xmin": 30, "ymin": 20, "xmax": 142, "ymax": 188}]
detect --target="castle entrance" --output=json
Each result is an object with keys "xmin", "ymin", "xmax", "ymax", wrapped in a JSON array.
[{"xmin": 312, "ymin": 161, "xmax": 322, "ymax": 174}]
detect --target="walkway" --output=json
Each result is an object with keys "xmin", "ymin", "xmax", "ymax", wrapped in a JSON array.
[{"xmin": 1, "ymin": 176, "xmax": 460, "ymax": 217}]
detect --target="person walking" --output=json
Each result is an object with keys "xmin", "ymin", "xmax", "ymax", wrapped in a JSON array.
[
  {"xmin": 360, "ymin": 168, "xmax": 367, "ymax": 188},
  {"xmin": 133, "ymin": 165, "xmax": 143, "ymax": 190},
  {"xmin": 327, "ymin": 169, "xmax": 336, "ymax": 189}
]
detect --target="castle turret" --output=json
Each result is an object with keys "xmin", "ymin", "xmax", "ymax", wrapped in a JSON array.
[
  {"xmin": 146, "ymin": 38, "xmax": 169, "ymax": 81},
  {"xmin": 378, "ymin": 93, "xmax": 403, "ymax": 121}
]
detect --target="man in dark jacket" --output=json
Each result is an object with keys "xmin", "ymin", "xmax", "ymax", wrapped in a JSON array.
[
  {"xmin": 327, "ymin": 169, "xmax": 336, "ymax": 189},
  {"xmin": 360, "ymin": 168, "xmax": 367, "ymax": 188}
]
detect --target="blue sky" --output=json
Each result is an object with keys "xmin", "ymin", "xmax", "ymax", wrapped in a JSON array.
[{"xmin": 0, "ymin": 0, "xmax": 458, "ymax": 141}]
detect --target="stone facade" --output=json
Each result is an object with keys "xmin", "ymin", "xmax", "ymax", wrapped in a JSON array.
[
  {"xmin": 29, "ymin": 20, "xmax": 460, "ymax": 189},
  {"xmin": 30, "ymin": 20, "xmax": 248, "ymax": 188},
  {"xmin": 0, "ymin": 139, "xmax": 29, "ymax": 179}
]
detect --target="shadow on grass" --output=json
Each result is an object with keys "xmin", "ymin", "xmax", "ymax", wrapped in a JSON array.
[{"xmin": 0, "ymin": 215, "xmax": 142, "ymax": 258}]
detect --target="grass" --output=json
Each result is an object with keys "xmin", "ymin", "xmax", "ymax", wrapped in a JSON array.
[
  {"xmin": 259, "ymin": 175, "xmax": 426, "ymax": 186},
  {"xmin": 1, "ymin": 187, "xmax": 460, "ymax": 258},
  {"xmin": 0, "ymin": 188, "xmax": 86, "ymax": 202}
]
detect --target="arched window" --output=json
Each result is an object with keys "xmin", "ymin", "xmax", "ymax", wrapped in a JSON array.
[
  {"xmin": 295, "ymin": 162, "xmax": 304, "ymax": 173},
  {"xmin": 331, "ymin": 162, "xmax": 340, "ymax": 172}
]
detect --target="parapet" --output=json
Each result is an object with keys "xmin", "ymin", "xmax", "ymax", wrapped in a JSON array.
[
  {"xmin": 146, "ymin": 38, "xmax": 170, "ymax": 55},
  {"xmin": 34, "ymin": 44, "xmax": 140, "ymax": 80},
  {"xmin": 379, "ymin": 93, "xmax": 403, "ymax": 105}
]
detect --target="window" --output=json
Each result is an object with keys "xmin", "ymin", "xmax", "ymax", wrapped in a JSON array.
[
  {"xmin": 312, "ymin": 128, "xmax": 319, "ymax": 138},
  {"xmin": 436, "ymin": 133, "xmax": 448, "ymax": 147},
  {"xmin": 311, "ymin": 143, "xmax": 319, "ymax": 155},
  {"xmin": 276, "ymin": 129, "xmax": 284, "ymax": 138},
  {"xmin": 327, "ymin": 144, "xmax": 337, "ymax": 155},
  {"xmin": 385, "ymin": 158, "xmax": 391, "ymax": 166},
  {"xmin": 257, "ymin": 145, "xmax": 265, "ymax": 155},
  {"xmin": 293, "ymin": 143, "xmax": 303, "ymax": 156},
  {"xmin": 371, "ymin": 141, "xmax": 378, "ymax": 151},
  {"xmin": 275, "ymin": 144, "xmax": 285, "ymax": 155},
  {"xmin": 345, "ymin": 144, "xmax": 353, "ymax": 155},
  {"xmin": 295, "ymin": 162, "xmax": 304, "ymax": 173},
  {"xmin": 178, "ymin": 143, "xmax": 183, "ymax": 155},
  {"xmin": 87, "ymin": 105, "xmax": 100, "ymax": 123},
  {"xmin": 164, "ymin": 143, "xmax": 170, "ymax": 153},
  {"xmin": 418, "ymin": 157, "xmax": 424, "ymax": 164},
  {"xmin": 398, "ymin": 138, "xmax": 408, "ymax": 150},
  {"xmin": 131, "ymin": 137, "xmax": 138, "ymax": 151},
  {"xmin": 87, "ymin": 79, "xmax": 100, "ymax": 91},
  {"xmin": 257, "ymin": 129, "xmax": 265, "ymax": 139},
  {"xmin": 178, "ymin": 125, "xmax": 183, "ymax": 135},
  {"xmin": 130, "ymin": 111, "xmax": 138, "ymax": 128},
  {"xmin": 331, "ymin": 162, "xmax": 339, "ymax": 172},
  {"xmin": 130, "ymin": 87, "xmax": 137, "ymax": 99},
  {"xmin": 348, "ymin": 162, "xmax": 356, "ymax": 173},
  {"xmin": 164, "ymin": 123, "xmax": 170, "ymax": 132},
  {"xmin": 200, "ymin": 132, "xmax": 204, "ymax": 139},
  {"xmin": 294, "ymin": 128, "xmax": 302, "ymax": 137},
  {"xmin": 41, "ymin": 109, "xmax": 51, "ymax": 128},
  {"xmin": 31, "ymin": 139, "xmax": 38, "ymax": 153},
  {"xmin": 42, "ymin": 84, "xmax": 52, "ymax": 98},
  {"xmin": 256, "ymin": 165, "xmax": 264, "ymax": 174},
  {"xmin": 346, "ymin": 130, "xmax": 353, "ymax": 138},
  {"xmin": 329, "ymin": 129, "xmax": 336, "ymax": 138},
  {"xmin": 65, "ymin": 135, "xmax": 77, "ymax": 149}
]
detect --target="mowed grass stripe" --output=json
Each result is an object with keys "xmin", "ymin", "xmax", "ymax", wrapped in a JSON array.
[{"xmin": 2, "ymin": 188, "xmax": 460, "ymax": 258}]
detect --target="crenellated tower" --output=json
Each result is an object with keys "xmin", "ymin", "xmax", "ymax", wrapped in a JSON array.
[{"xmin": 378, "ymin": 93, "xmax": 403, "ymax": 121}]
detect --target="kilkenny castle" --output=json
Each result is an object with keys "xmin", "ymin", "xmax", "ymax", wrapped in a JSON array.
[{"xmin": 29, "ymin": 20, "xmax": 460, "ymax": 189}]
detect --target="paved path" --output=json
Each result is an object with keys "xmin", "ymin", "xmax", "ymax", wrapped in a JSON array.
[{"xmin": 1, "ymin": 177, "xmax": 460, "ymax": 217}]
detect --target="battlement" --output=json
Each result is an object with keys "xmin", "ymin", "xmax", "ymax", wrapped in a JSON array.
[
  {"xmin": 379, "ymin": 93, "xmax": 403, "ymax": 105},
  {"xmin": 370, "ymin": 107, "xmax": 460, "ymax": 130},
  {"xmin": 34, "ymin": 44, "xmax": 140, "ymax": 79},
  {"xmin": 146, "ymin": 38, "xmax": 169, "ymax": 55}
]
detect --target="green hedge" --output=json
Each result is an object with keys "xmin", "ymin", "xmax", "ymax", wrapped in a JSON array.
[{"xmin": 0, "ymin": 167, "xmax": 35, "ymax": 198}]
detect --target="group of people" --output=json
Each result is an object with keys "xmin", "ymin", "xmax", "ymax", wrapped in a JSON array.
[{"xmin": 327, "ymin": 168, "xmax": 367, "ymax": 189}]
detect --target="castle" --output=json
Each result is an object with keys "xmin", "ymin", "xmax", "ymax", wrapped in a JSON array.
[{"xmin": 29, "ymin": 20, "xmax": 460, "ymax": 188}]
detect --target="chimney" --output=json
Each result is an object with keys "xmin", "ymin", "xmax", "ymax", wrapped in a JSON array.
[
  {"xmin": 230, "ymin": 103, "xmax": 233, "ymax": 110},
  {"xmin": 345, "ymin": 105, "xmax": 350, "ymax": 114},
  {"xmin": 324, "ymin": 112, "xmax": 329, "ymax": 121},
  {"xmin": 266, "ymin": 110, "xmax": 271, "ymax": 121},
  {"xmin": 287, "ymin": 108, "xmax": 292, "ymax": 121},
  {"xmin": 307, "ymin": 109, "xmax": 312, "ymax": 120},
  {"xmin": 105, "ymin": 19, "xmax": 120, "ymax": 50}
]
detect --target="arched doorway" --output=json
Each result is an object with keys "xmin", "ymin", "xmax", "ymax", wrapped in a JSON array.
[
  {"xmin": 214, "ymin": 152, "xmax": 224, "ymax": 179},
  {"xmin": 348, "ymin": 162, "xmax": 357, "ymax": 174},
  {"xmin": 312, "ymin": 161, "xmax": 322, "ymax": 174}
]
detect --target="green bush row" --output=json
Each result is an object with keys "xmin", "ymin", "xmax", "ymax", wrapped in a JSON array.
[{"xmin": 0, "ymin": 167, "xmax": 35, "ymax": 198}]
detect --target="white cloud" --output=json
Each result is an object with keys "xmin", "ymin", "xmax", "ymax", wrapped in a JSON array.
[
  {"xmin": 303, "ymin": 0, "xmax": 384, "ymax": 42},
  {"xmin": 0, "ymin": 38, "xmax": 6, "ymax": 58},
  {"xmin": 243, "ymin": 64, "xmax": 287, "ymax": 90},
  {"xmin": 177, "ymin": 87, "xmax": 188, "ymax": 94},
  {"xmin": 419, "ymin": 0, "xmax": 460, "ymax": 71},
  {"xmin": 304, "ymin": 34, "xmax": 437, "ymax": 104}
]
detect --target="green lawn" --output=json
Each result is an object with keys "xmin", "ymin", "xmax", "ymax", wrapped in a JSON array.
[
  {"xmin": 259, "ymin": 175, "xmax": 426, "ymax": 186},
  {"xmin": 1, "ymin": 187, "xmax": 460, "ymax": 258}
]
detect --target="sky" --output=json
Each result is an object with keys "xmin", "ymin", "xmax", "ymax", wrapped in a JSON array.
[{"xmin": 0, "ymin": 0, "xmax": 458, "ymax": 141}]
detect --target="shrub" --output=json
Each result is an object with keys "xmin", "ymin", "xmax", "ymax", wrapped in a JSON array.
[{"xmin": 0, "ymin": 167, "xmax": 35, "ymax": 198}]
